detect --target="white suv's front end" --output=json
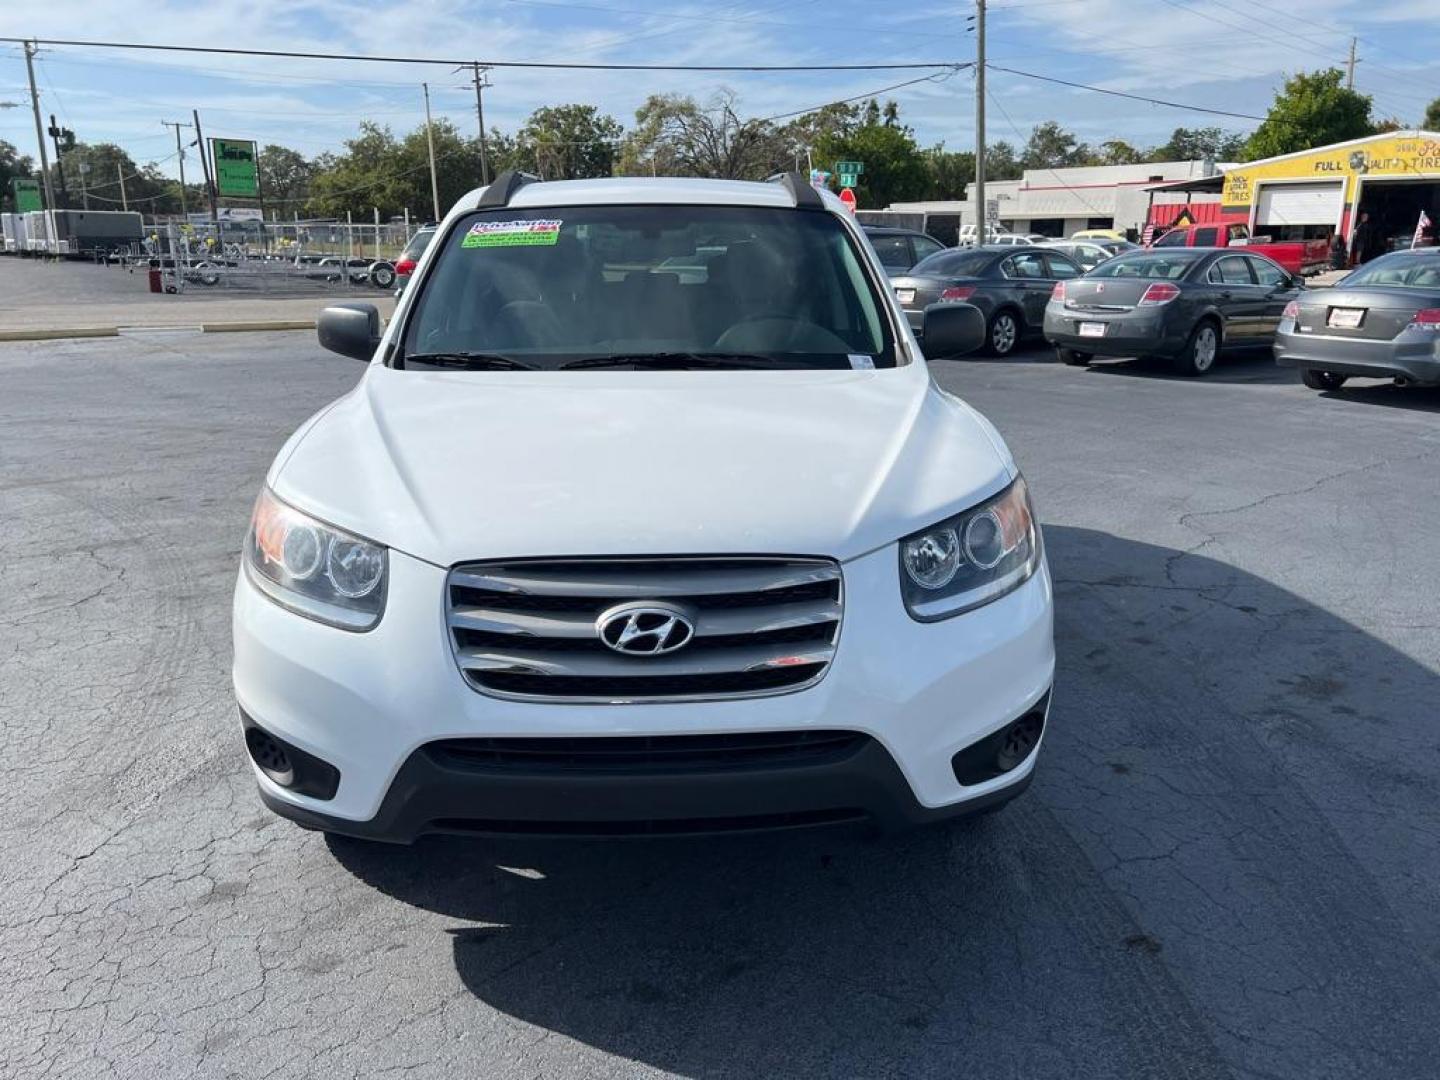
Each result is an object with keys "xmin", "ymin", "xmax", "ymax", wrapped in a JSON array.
[{"xmin": 232, "ymin": 174, "xmax": 1054, "ymax": 842}]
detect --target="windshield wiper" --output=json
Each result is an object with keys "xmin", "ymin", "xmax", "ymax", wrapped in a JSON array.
[
  {"xmin": 402, "ymin": 351, "xmax": 540, "ymax": 370},
  {"xmin": 561, "ymin": 352, "xmax": 799, "ymax": 370}
]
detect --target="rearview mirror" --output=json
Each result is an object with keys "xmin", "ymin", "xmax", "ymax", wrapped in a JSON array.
[
  {"xmin": 317, "ymin": 303, "xmax": 382, "ymax": 362},
  {"xmin": 920, "ymin": 302, "xmax": 986, "ymax": 359}
]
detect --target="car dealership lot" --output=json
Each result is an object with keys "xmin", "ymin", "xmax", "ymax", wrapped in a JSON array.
[{"xmin": 2, "ymin": 334, "xmax": 1438, "ymax": 1079}]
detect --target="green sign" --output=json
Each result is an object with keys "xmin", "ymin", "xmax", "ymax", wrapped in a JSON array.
[
  {"xmin": 211, "ymin": 138, "xmax": 260, "ymax": 198},
  {"xmin": 835, "ymin": 160, "xmax": 864, "ymax": 189},
  {"xmin": 10, "ymin": 177, "xmax": 41, "ymax": 212}
]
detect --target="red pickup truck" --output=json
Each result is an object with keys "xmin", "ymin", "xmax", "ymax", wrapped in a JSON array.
[{"xmin": 1151, "ymin": 221, "xmax": 1329, "ymax": 275}]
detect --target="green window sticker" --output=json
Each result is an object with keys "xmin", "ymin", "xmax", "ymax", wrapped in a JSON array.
[{"xmin": 461, "ymin": 219, "xmax": 563, "ymax": 249}]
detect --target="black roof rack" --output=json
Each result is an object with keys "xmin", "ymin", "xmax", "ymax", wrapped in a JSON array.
[
  {"xmin": 767, "ymin": 171, "xmax": 827, "ymax": 211},
  {"xmin": 477, "ymin": 170, "xmax": 539, "ymax": 209}
]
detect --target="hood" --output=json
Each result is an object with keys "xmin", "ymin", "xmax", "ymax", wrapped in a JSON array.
[{"xmin": 270, "ymin": 364, "xmax": 1012, "ymax": 566}]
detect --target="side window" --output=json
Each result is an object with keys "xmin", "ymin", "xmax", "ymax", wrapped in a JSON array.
[
  {"xmin": 1207, "ymin": 256, "xmax": 1255, "ymax": 285},
  {"xmin": 1228, "ymin": 224, "xmax": 1250, "ymax": 242},
  {"xmin": 911, "ymin": 236, "xmax": 944, "ymax": 264},
  {"xmin": 1154, "ymin": 230, "xmax": 1186, "ymax": 248},
  {"xmin": 1193, "ymin": 227, "xmax": 1219, "ymax": 246},
  {"xmin": 1004, "ymin": 252, "xmax": 1047, "ymax": 279},
  {"xmin": 1045, "ymin": 253, "xmax": 1080, "ymax": 279},
  {"xmin": 1247, "ymin": 256, "xmax": 1287, "ymax": 287},
  {"xmin": 869, "ymin": 234, "xmax": 912, "ymax": 270}
]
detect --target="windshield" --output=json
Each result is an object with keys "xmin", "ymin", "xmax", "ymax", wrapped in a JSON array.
[
  {"xmin": 912, "ymin": 249, "xmax": 995, "ymax": 278},
  {"xmin": 401, "ymin": 228, "xmax": 435, "ymax": 262},
  {"xmin": 1340, "ymin": 252, "xmax": 1440, "ymax": 289},
  {"xmin": 400, "ymin": 205, "xmax": 896, "ymax": 369},
  {"xmin": 1088, "ymin": 252, "xmax": 1203, "ymax": 280}
]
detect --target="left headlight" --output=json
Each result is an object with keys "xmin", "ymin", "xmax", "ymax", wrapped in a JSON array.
[
  {"xmin": 899, "ymin": 477, "xmax": 1040, "ymax": 621},
  {"xmin": 243, "ymin": 488, "xmax": 387, "ymax": 631}
]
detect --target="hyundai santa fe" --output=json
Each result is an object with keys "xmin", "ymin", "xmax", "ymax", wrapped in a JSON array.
[{"xmin": 233, "ymin": 172, "xmax": 1055, "ymax": 842}]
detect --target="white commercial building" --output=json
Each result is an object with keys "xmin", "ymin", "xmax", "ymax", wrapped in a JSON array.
[{"xmin": 883, "ymin": 159, "xmax": 1226, "ymax": 241}]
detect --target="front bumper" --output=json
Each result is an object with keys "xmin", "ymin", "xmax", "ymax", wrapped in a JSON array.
[
  {"xmin": 233, "ymin": 543, "xmax": 1055, "ymax": 842},
  {"xmin": 1043, "ymin": 303, "xmax": 1187, "ymax": 358},
  {"xmin": 1274, "ymin": 322, "xmax": 1440, "ymax": 384}
]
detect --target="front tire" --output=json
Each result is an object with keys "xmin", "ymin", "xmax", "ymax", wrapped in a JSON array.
[
  {"xmin": 987, "ymin": 310, "xmax": 1021, "ymax": 357},
  {"xmin": 1300, "ymin": 368, "xmax": 1347, "ymax": 391},
  {"xmin": 1173, "ymin": 320, "xmax": 1219, "ymax": 377},
  {"xmin": 1056, "ymin": 346, "xmax": 1091, "ymax": 366}
]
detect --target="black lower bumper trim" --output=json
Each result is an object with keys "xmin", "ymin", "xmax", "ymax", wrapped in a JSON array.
[{"xmin": 258, "ymin": 724, "xmax": 1040, "ymax": 844}]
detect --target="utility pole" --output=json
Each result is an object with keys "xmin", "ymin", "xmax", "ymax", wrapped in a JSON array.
[
  {"xmin": 22, "ymin": 40, "xmax": 57, "ymax": 215},
  {"xmin": 422, "ymin": 82, "xmax": 441, "ymax": 221},
  {"xmin": 117, "ymin": 163, "xmax": 128, "ymax": 211},
  {"xmin": 192, "ymin": 109, "xmax": 219, "ymax": 230},
  {"xmin": 973, "ymin": 0, "xmax": 987, "ymax": 245},
  {"xmin": 161, "ymin": 120, "xmax": 191, "ymax": 217},
  {"xmin": 1345, "ymin": 37, "xmax": 1358, "ymax": 91},
  {"xmin": 468, "ymin": 62, "xmax": 491, "ymax": 185},
  {"xmin": 77, "ymin": 161, "xmax": 89, "ymax": 210},
  {"xmin": 47, "ymin": 113, "xmax": 70, "ymax": 207}
]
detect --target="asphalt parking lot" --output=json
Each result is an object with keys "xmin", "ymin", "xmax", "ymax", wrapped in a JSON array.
[{"xmin": 2, "ymin": 332, "xmax": 1438, "ymax": 1079}]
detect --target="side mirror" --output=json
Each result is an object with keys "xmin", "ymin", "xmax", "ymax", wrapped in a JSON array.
[
  {"xmin": 920, "ymin": 302, "xmax": 986, "ymax": 359},
  {"xmin": 317, "ymin": 303, "xmax": 382, "ymax": 362}
]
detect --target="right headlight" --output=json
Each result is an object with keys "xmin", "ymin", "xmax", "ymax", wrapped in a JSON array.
[
  {"xmin": 899, "ymin": 476, "xmax": 1040, "ymax": 621},
  {"xmin": 243, "ymin": 488, "xmax": 388, "ymax": 631}
]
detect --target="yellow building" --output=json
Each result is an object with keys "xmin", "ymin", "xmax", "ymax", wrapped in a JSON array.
[{"xmin": 1218, "ymin": 131, "xmax": 1440, "ymax": 256}]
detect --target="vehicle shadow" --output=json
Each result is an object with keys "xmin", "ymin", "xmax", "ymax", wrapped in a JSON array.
[
  {"xmin": 326, "ymin": 526, "xmax": 1440, "ymax": 1079},
  {"xmin": 1080, "ymin": 348, "xmax": 1294, "ymax": 384},
  {"xmin": 1318, "ymin": 381, "xmax": 1440, "ymax": 413}
]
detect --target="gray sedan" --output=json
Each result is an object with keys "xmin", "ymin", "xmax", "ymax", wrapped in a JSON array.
[
  {"xmin": 1043, "ymin": 248, "xmax": 1302, "ymax": 376},
  {"xmin": 1273, "ymin": 248, "xmax": 1440, "ymax": 391},
  {"xmin": 891, "ymin": 245, "xmax": 1083, "ymax": 357}
]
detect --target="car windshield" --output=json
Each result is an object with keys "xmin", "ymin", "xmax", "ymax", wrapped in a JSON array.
[
  {"xmin": 1088, "ymin": 252, "xmax": 1203, "ymax": 280},
  {"xmin": 1340, "ymin": 252, "xmax": 1440, "ymax": 289},
  {"xmin": 401, "ymin": 228, "xmax": 435, "ymax": 261},
  {"xmin": 912, "ymin": 249, "xmax": 995, "ymax": 277},
  {"xmin": 400, "ymin": 205, "xmax": 896, "ymax": 369}
]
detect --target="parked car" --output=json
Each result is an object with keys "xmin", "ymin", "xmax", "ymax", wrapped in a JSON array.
[
  {"xmin": 234, "ymin": 172, "xmax": 1054, "ymax": 843},
  {"xmin": 393, "ymin": 225, "xmax": 436, "ymax": 294},
  {"xmin": 862, "ymin": 224, "xmax": 947, "ymax": 277},
  {"xmin": 1274, "ymin": 248, "xmax": 1440, "ymax": 391},
  {"xmin": 957, "ymin": 223, "xmax": 1010, "ymax": 246},
  {"xmin": 993, "ymin": 233, "xmax": 1048, "ymax": 247},
  {"xmin": 892, "ymin": 245, "xmax": 1084, "ymax": 357},
  {"xmin": 1071, "ymin": 228, "xmax": 1128, "ymax": 243},
  {"xmin": 1044, "ymin": 248, "xmax": 1302, "ymax": 376},
  {"xmin": 1151, "ymin": 221, "xmax": 1329, "ymax": 276},
  {"xmin": 1038, "ymin": 239, "xmax": 1137, "ymax": 271}
]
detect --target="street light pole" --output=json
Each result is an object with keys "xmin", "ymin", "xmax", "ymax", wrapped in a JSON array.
[
  {"xmin": 23, "ymin": 41, "xmax": 58, "ymax": 214},
  {"xmin": 974, "ymin": 0, "xmax": 987, "ymax": 246}
]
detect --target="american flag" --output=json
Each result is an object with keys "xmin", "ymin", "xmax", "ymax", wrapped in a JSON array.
[{"xmin": 1412, "ymin": 210, "xmax": 1432, "ymax": 249}]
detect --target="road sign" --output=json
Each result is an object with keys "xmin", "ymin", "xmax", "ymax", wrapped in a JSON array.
[
  {"xmin": 11, "ymin": 177, "xmax": 41, "ymax": 212},
  {"xmin": 838, "ymin": 187, "xmax": 857, "ymax": 214},
  {"xmin": 210, "ymin": 138, "xmax": 260, "ymax": 198},
  {"xmin": 835, "ymin": 160, "xmax": 864, "ymax": 189}
]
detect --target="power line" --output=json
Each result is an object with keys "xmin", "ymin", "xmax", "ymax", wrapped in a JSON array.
[
  {"xmin": 756, "ymin": 69, "xmax": 965, "ymax": 124},
  {"xmin": 0, "ymin": 36, "xmax": 956, "ymax": 72},
  {"xmin": 987, "ymin": 64, "xmax": 1275, "ymax": 122}
]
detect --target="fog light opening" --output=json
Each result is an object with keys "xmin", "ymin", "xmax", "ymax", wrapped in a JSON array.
[
  {"xmin": 995, "ymin": 715, "xmax": 1043, "ymax": 774},
  {"xmin": 950, "ymin": 698, "xmax": 1048, "ymax": 786},
  {"xmin": 245, "ymin": 727, "xmax": 295, "ymax": 787}
]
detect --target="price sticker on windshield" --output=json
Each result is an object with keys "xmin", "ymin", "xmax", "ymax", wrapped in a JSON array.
[{"xmin": 461, "ymin": 219, "xmax": 563, "ymax": 249}]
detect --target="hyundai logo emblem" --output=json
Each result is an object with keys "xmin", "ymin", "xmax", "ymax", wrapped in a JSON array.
[{"xmin": 596, "ymin": 603, "xmax": 696, "ymax": 656}]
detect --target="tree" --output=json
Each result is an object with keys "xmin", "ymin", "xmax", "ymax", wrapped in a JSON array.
[
  {"xmin": 1425, "ymin": 98, "xmax": 1440, "ymax": 131},
  {"xmin": 1152, "ymin": 126, "xmax": 1248, "ymax": 162},
  {"xmin": 1097, "ymin": 139, "xmax": 1143, "ymax": 165},
  {"xmin": 0, "ymin": 139, "xmax": 35, "ymax": 212},
  {"xmin": 257, "ymin": 145, "xmax": 314, "ymax": 207},
  {"xmin": 985, "ymin": 141, "xmax": 1023, "ymax": 181},
  {"xmin": 306, "ymin": 120, "xmax": 482, "ymax": 220},
  {"xmin": 619, "ymin": 92, "xmax": 787, "ymax": 180},
  {"xmin": 1021, "ymin": 121, "xmax": 1089, "ymax": 169},
  {"xmin": 50, "ymin": 142, "xmax": 186, "ymax": 213},
  {"xmin": 807, "ymin": 98, "xmax": 929, "ymax": 208},
  {"xmin": 924, "ymin": 144, "xmax": 974, "ymax": 200},
  {"xmin": 513, "ymin": 104, "xmax": 622, "ymax": 180},
  {"xmin": 1244, "ymin": 69, "xmax": 1376, "ymax": 160}
]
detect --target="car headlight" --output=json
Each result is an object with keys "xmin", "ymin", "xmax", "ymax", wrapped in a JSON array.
[
  {"xmin": 243, "ymin": 488, "xmax": 387, "ymax": 631},
  {"xmin": 899, "ymin": 477, "xmax": 1040, "ymax": 621}
]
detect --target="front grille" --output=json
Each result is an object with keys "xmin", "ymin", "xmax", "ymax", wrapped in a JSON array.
[
  {"xmin": 428, "ymin": 730, "xmax": 869, "ymax": 773},
  {"xmin": 445, "ymin": 556, "xmax": 843, "ymax": 702}
]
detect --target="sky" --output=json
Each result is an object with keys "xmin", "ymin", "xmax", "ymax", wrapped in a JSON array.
[{"xmin": 2, "ymin": 0, "xmax": 1438, "ymax": 188}]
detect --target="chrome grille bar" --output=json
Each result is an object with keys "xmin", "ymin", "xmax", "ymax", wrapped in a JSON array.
[{"xmin": 446, "ymin": 556, "xmax": 843, "ymax": 702}]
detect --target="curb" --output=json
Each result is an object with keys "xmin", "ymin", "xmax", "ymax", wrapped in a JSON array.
[
  {"xmin": 0, "ymin": 320, "xmax": 318, "ymax": 342},
  {"xmin": 0, "ymin": 327, "xmax": 119, "ymax": 342}
]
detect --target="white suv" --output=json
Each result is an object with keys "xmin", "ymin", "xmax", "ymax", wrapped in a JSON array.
[{"xmin": 233, "ymin": 173, "xmax": 1054, "ymax": 842}]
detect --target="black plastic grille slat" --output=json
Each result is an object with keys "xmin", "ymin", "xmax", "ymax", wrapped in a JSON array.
[
  {"xmin": 428, "ymin": 807, "xmax": 866, "ymax": 837},
  {"xmin": 476, "ymin": 663, "xmax": 825, "ymax": 699},
  {"xmin": 454, "ymin": 622, "xmax": 833, "ymax": 654},
  {"xmin": 450, "ymin": 578, "xmax": 838, "ymax": 614},
  {"xmin": 429, "ymin": 729, "xmax": 868, "ymax": 773}
]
